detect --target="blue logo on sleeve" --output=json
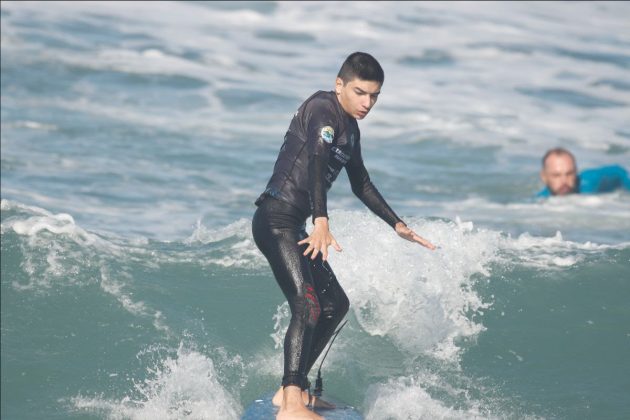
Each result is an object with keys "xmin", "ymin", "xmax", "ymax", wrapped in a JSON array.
[{"xmin": 321, "ymin": 126, "xmax": 334, "ymax": 143}]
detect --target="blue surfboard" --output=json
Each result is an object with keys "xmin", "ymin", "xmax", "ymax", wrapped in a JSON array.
[{"xmin": 242, "ymin": 391, "xmax": 364, "ymax": 419}]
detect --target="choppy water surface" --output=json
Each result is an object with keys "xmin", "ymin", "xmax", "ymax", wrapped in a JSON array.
[{"xmin": 2, "ymin": 2, "xmax": 629, "ymax": 419}]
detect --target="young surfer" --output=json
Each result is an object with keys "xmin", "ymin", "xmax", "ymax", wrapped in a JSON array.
[{"xmin": 252, "ymin": 52, "xmax": 435, "ymax": 420}]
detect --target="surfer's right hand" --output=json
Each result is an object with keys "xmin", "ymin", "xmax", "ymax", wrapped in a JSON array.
[{"xmin": 298, "ymin": 217, "xmax": 342, "ymax": 261}]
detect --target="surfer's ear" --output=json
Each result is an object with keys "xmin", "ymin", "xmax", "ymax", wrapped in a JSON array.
[{"xmin": 335, "ymin": 77, "xmax": 344, "ymax": 95}]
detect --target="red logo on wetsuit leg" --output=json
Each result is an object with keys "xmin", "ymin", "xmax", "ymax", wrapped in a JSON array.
[{"xmin": 304, "ymin": 285, "xmax": 320, "ymax": 324}]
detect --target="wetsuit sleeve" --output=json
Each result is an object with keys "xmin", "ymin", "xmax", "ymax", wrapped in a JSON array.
[
  {"xmin": 346, "ymin": 140, "xmax": 404, "ymax": 229},
  {"xmin": 580, "ymin": 165, "xmax": 630, "ymax": 193},
  {"xmin": 306, "ymin": 106, "xmax": 336, "ymax": 222}
]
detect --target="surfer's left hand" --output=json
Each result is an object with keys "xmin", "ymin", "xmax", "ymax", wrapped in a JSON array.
[{"xmin": 395, "ymin": 222, "xmax": 436, "ymax": 250}]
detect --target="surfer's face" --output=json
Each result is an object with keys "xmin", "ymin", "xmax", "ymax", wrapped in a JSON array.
[
  {"xmin": 541, "ymin": 153, "xmax": 578, "ymax": 196},
  {"xmin": 335, "ymin": 77, "xmax": 381, "ymax": 120}
]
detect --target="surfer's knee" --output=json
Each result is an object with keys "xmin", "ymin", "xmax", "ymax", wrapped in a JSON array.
[{"xmin": 321, "ymin": 291, "xmax": 349, "ymax": 321}]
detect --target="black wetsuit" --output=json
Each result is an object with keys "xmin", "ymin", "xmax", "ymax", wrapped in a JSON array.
[{"xmin": 252, "ymin": 90, "xmax": 403, "ymax": 389}]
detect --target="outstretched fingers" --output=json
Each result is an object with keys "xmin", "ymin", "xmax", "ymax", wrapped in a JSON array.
[
  {"xmin": 298, "ymin": 239, "xmax": 319, "ymax": 259},
  {"xmin": 396, "ymin": 223, "xmax": 436, "ymax": 250},
  {"xmin": 297, "ymin": 235, "xmax": 342, "ymax": 261},
  {"xmin": 413, "ymin": 233, "xmax": 436, "ymax": 250}
]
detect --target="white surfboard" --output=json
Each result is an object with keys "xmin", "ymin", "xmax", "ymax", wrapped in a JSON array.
[{"xmin": 242, "ymin": 391, "xmax": 364, "ymax": 419}]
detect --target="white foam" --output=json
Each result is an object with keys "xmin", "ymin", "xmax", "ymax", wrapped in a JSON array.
[
  {"xmin": 237, "ymin": 208, "xmax": 500, "ymax": 362},
  {"xmin": 2, "ymin": 120, "xmax": 58, "ymax": 131},
  {"xmin": 501, "ymin": 230, "xmax": 630, "ymax": 269},
  {"xmin": 270, "ymin": 302, "xmax": 290, "ymax": 350},
  {"xmin": 364, "ymin": 370, "xmax": 545, "ymax": 420},
  {"xmin": 403, "ymin": 193, "xmax": 630, "ymax": 246},
  {"xmin": 69, "ymin": 344, "xmax": 242, "ymax": 419},
  {"xmin": 365, "ymin": 375, "xmax": 491, "ymax": 420},
  {"xmin": 185, "ymin": 218, "xmax": 251, "ymax": 244},
  {"xmin": 185, "ymin": 218, "xmax": 267, "ymax": 268},
  {"xmin": 2, "ymin": 200, "xmax": 103, "ymax": 290},
  {"xmin": 3, "ymin": 0, "xmax": 628, "ymax": 159},
  {"xmin": 243, "ymin": 209, "xmax": 499, "ymax": 364},
  {"xmin": 1, "ymin": 200, "xmax": 266, "ymax": 292},
  {"xmin": 2, "ymin": 200, "xmax": 175, "ymax": 335},
  {"xmin": 2, "ymin": 199, "xmax": 125, "ymax": 250},
  {"xmin": 324, "ymin": 210, "xmax": 499, "ymax": 361},
  {"xmin": 2, "ymin": 200, "xmax": 143, "ymax": 289}
]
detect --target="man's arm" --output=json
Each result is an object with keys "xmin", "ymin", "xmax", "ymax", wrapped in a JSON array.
[
  {"xmin": 346, "ymin": 154, "xmax": 403, "ymax": 228},
  {"xmin": 308, "ymin": 133, "xmax": 331, "ymax": 222},
  {"xmin": 299, "ymin": 107, "xmax": 342, "ymax": 261},
  {"xmin": 346, "ymin": 145, "xmax": 435, "ymax": 250}
]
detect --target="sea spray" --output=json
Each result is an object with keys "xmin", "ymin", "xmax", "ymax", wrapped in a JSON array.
[
  {"xmin": 69, "ymin": 343, "xmax": 243, "ymax": 419},
  {"xmin": 328, "ymin": 210, "xmax": 499, "ymax": 361},
  {"xmin": 3, "ymin": 2, "xmax": 630, "ymax": 418}
]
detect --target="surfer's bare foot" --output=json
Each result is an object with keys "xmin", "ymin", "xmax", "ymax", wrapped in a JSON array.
[
  {"xmin": 272, "ymin": 386, "xmax": 335, "ymax": 409},
  {"xmin": 272, "ymin": 387, "xmax": 285, "ymax": 406},
  {"xmin": 276, "ymin": 385, "xmax": 324, "ymax": 420}
]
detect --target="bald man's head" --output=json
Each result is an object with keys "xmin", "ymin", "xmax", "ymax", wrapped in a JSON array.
[{"xmin": 540, "ymin": 148, "xmax": 578, "ymax": 195}]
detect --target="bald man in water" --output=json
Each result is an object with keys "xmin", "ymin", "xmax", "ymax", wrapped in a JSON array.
[
  {"xmin": 538, "ymin": 147, "xmax": 630, "ymax": 197},
  {"xmin": 539, "ymin": 148, "xmax": 579, "ymax": 196}
]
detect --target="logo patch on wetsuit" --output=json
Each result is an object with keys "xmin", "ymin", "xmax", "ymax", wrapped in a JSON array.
[{"xmin": 320, "ymin": 126, "xmax": 334, "ymax": 143}]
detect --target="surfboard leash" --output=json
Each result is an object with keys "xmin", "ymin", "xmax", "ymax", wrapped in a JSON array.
[{"xmin": 313, "ymin": 319, "xmax": 348, "ymax": 397}]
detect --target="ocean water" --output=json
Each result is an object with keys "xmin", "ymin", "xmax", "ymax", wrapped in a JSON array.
[{"xmin": 2, "ymin": 1, "xmax": 630, "ymax": 419}]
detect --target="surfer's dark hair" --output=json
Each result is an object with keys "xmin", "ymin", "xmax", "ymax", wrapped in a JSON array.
[
  {"xmin": 337, "ymin": 52, "xmax": 384, "ymax": 85},
  {"xmin": 542, "ymin": 147, "xmax": 576, "ymax": 168}
]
